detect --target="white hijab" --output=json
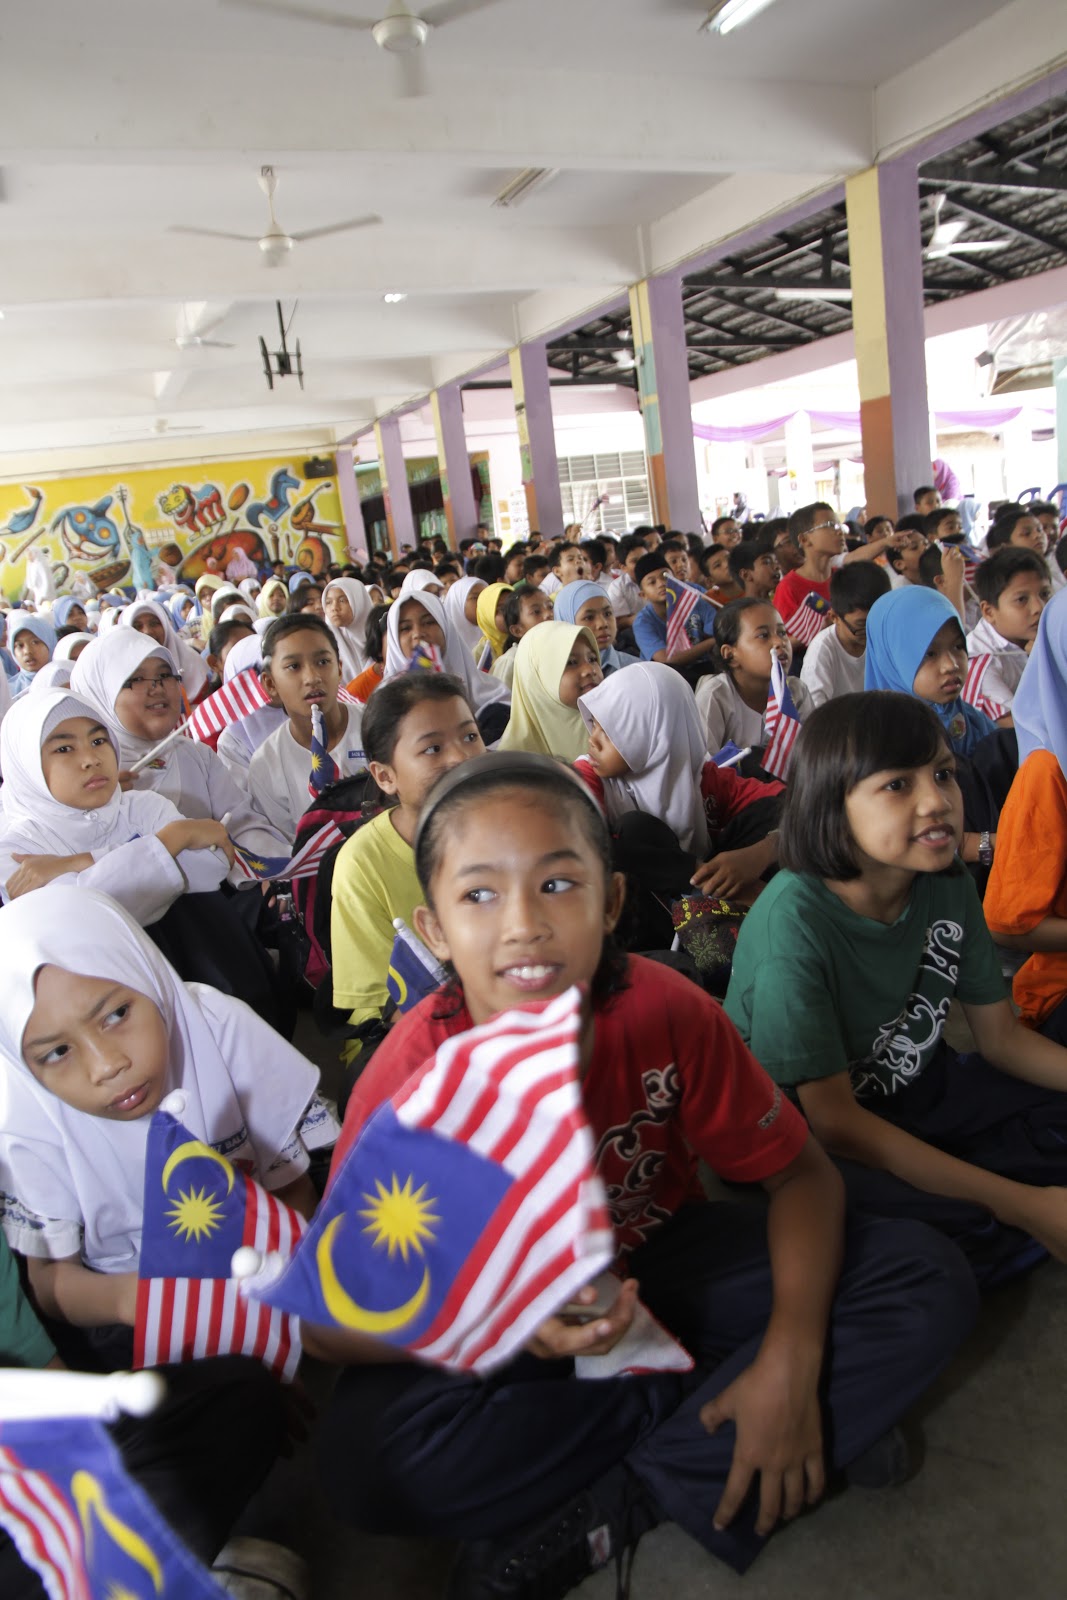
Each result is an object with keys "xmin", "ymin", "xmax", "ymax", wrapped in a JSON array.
[
  {"xmin": 0, "ymin": 690, "xmax": 126, "ymax": 854},
  {"xmin": 223, "ymin": 632, "xmax": 264, "ymax": 683},
  {"xmin": 28, "ymin": 660, "xmax": 74, "ymax": 693},
  {"xmin": 383, "ymin": 589, "xmax": 510, "ymax": 712},
  {"xmin": 322, "ymin": 578, "xmax": 373, "ymax": 681},
  {"xmin": 72, "ymin": 630, "xmax": 180, "ymax": 768},
  {"xmin": 578, "ymin": 661, "xmax": 710, "ymax": 856},
  {"xmin": 119, "ymin": 599, "xmax": 209, "ymax": 700},
  {"xmin": 443, "ymin": 576, "xmax": 485, "ymax": 656},
  {"xmin": 0, "ymin": 886, "xmax": 320, "ymax": 1273},
  {"xmin": 53, "ymin": 631, "xmax": 94, "ymax": 663},
  {"xmin": 398, "ymin": 569, "xmax": 443, "ymax": 600}
]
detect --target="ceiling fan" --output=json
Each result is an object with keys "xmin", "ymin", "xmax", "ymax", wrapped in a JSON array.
[
  {"xmin": 169, "ymin": 166, "xmax": 381, "ymax": 267},
  {"xmin": 925, "ymin": 193, "xmax": 1011, "ymax": 259},
  {"xmin": 173, "ymin": 307, "xmax": 234, "ymax": 350},
  {"xmin": 218, "ymin": 0, "xmax": 507, "ymax": 97}
]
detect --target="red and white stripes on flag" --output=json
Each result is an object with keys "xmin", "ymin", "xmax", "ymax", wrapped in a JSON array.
[
  {"xmin": 134, "ymin": 1181, "xmax": 305, "ymax": 1383},
  {"xmin": 185, "ymin": 668, "xmax": 270, "ymax": 745},
  {"xmin": 0, "ymin": 1446, "xmax": 87, "ymax": 1600},
  {"xmin": 664, "ymin": 576, "xmax": 703, "ymax": 660},
  {"xmin": 231, "ymin": 819, "xmax": 346, "ymax": 883},
  {"xmin": 762, "ymin": 656, "xmax": 803, "ymax": 781},
  {"xmin": 783, "ymin": 590, "xmax": 832, "ymax": 647},
  {"xmin": 963, "ymin": 654, "xmax": 1007, "ymax": 723}
]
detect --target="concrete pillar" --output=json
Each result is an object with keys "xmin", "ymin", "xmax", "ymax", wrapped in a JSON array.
[
  {"xmin": 784, "ymin": 410, "xmax": 816, "ymax": 510},
  {"xmin": 373, "ymin": 415, "xmax": 416, "ymax": 558},
  {"xmin": 846, "ymin": 161, "xmax": 932, "ymax": 522},
  {"xmin": 334, "ymin": 446, "xmax": 367, "ymax": 559},
  {"xmin": 508, "ymin": 341, "xmax": 563, "ymax": 538},
  {"xmin": 429, "ymin": 385, "xmax": 478, "ymax": 548},
  {"xmin": 628, "ymin": 274, "xmax": 702, "ymax": 533},
  {"xmin": 1055, "ymin": 357, "xmax": 1067, "ymax": 487}
]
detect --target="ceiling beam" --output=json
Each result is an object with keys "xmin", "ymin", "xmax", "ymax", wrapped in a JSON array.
[
  {"xmin": 920, "ymin": 160, "xmax": 1067, "ymax": 193},
  {"xmin": 683, "ymin": 271, "xmax": 852, "ymax": 293},
  {"xmin": 942, "ymin": 194, "xmax": 1067, "ymax": 256}
]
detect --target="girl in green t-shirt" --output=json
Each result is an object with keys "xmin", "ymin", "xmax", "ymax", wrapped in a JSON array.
[{"xmin": 725, "ymin": 690, "xmax": 1067, "ymax": 1288}]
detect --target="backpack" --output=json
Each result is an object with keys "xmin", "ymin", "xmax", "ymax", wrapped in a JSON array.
[{"xmin": 290, "ymin": 771, "xmax": 385, "ymax": 988}]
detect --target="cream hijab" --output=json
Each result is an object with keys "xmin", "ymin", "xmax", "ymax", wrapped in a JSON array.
[
  {"xmin": 382, "ymin": 590, "xmax": 510, "ymax": 713},
  {"xmin": 0, "ymin": 886, "xmax": 319, "ymax": 1273},
  {"xmin": 578, "ymin": 661, "xmax": 710, "ymax": 855},
  {"xmin": 499, "ymin": 622, "xmax": 597, "ymax": 761},
  {"xmin": 322, "ymin": 578, "xmax": 374, "ymax": 681}
]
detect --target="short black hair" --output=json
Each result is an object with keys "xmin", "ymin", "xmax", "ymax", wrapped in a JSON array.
[
  {"xmin": 780, "ymin": 693, "xmax": 954, "ymax": 881},
  {"xmin": 288, "ymin": 582, "xmax": 322, "ymax": 614},
  {"xmin": 913, "ymin": 485, "xmax": 938, "ymax": 504},
  {"xmin": 434, "ymin": 561, "xmax": 460, "ymax": 581},
  {"xmin": 728, "ymin": 539, "xmax": 764, "ymax": 583},
  {"xmin": 894, "ymin": 514, "xmax": 927, "ymax": 536},
  {"xmin": 829, "ymin": 561, "xmax": 890, "ymax": 614},
  {"xmin": 787, "ymin": 502, "xmax": 834, "ymax": 549},
  {"xmin": 986, "ymin": 507, "xmax": 1041, "ymax": 551},
  {"xmin": 617, "ymin": 533, "xmax": 644, "ymax": 561},
  {"xmin": 755, "ymin": 517, "xmax": 789, "ymax": 550},
  {"xmin": 503, "ymin": 541, "xmax": 527, "ymax": 565},
  {"xmin": 661, "ymin": 536, "xmax": 686, "ymax": 553},
  {"xmin": 207, "ymin": 617, "xmax": 255, "ymax": 658},
  {"xmin": 634, "ymin": 551, "xmax": 669, "ymax": 585},
  {"xmin": 710, "ymin": 515, "xmax": 737, "ymax": 537},
  {"xmin": 863, "ymin": 514, "xmax": 894, "ymax": 540},
  {"xmin": 523, "ymin": 554, "xmax": 549, "ymax": 581},
  {"xmin": 974, "ymin": 547, "xmax": 1049, "ymax": 606},
  {"xmin": 924, "ymin": 507, "xmax": 960, "ymax": 539},
  {"xmin": 473, "ymin": 553, "xmax": 505, "ymax": 583},
  {"xmin": 362, "ymin": 672, "xmax": 473, "ymax": 766},
  {"xmin": 917, "ymin": 545, "xmax": 945, "ymax": 588},
  {"xmin": 582, "ymin": 537, "xmax": 607, "ymax": 568},
  {"xmin": 261, "ymin": 612, "xmax": 338, "ymax": 663},
  {"xmin": 363, "ymin": 602, "xmax": 390, "ymax": 666},
  {"xmin": 711, "ymin": 596, "xmax": 775, "ymax": 673}
]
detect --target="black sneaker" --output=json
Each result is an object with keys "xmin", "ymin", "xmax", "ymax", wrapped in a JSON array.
[{"xmin": 445, "ymin": 1464, "xmax": 658, "ymax": 1600}]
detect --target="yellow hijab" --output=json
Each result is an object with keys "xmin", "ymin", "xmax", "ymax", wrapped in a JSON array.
[
  {"xmin": 473, "ymin": 582, "xmax": 514, "ymax": 662},
  {"xmin": 499, "ymin": 621, "xmax": 597, "ymax": 761},
  {"xmin": 257, "ymin": 577, "xmax": 289, "ymax": 618}
]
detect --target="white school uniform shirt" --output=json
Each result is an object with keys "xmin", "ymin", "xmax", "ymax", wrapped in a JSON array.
[
  {"xmin": 607, "ymin": 573, "xmax": 642, "ymax": 620},
  {"xmin": 0, "ymin": 689, "xmax": 227, "ymax": 924},
  {"xmin": 694, "ymin": 671, "xmax": 814, "ymax": 754},
  {"xmin": 248, "ymin": 702, "xmax": 366, "ymax": 842},
  {"xmin": 216, "ymin": 705, "xmax": 287, "ymax": 782},
  {"xmin": 0, "ymin": 886, "xmax": 337, "ymax": 1274},
  {"xmin": 799, "ymin": 627, "xmax": 866, "ymax": 708},
  {"xmin": 966, "ymin": 614, "xmax": 1029, "ymax": 709},
  {"xmin": 540, "ymin": 572, "xmax": 563, "ymax": 597}
]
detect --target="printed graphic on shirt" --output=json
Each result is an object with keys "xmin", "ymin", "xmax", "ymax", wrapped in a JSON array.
[
  {"xmin": 849, "ymin": 919, "xmax": 961, "ymax": 1099},
  {"xmin": 593, "ymin": 1064, "xmax": 681, "ymax": 1250}
]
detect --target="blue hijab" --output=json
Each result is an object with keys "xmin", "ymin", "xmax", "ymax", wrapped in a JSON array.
[
  {"xmin": 6, "ymin": 612, "xmax": 57, "ymax": 696},
  {"xmin": 864, "ymin": 586, "xmax": 994, "ymax": 757},
  {"xmin": 553, "ymin": 580, "xmax": 639, "ymax": 674},
  {"xmin": 1012, "ymin": 585, "xmax": 1067, "ymax": 771},
  {"xmin": 52, "ymin": 596, "xmax": 85, "ymax": 629}
]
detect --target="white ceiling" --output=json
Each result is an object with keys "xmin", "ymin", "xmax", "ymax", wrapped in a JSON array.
[{"xmin": 0, "ymin": 0, "xmax": 1055, "ymax": 464}]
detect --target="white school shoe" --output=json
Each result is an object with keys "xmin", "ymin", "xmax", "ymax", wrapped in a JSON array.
[{"xmin": 212, "ymin": 1537, "xmax": 310, "ymax": 1600}]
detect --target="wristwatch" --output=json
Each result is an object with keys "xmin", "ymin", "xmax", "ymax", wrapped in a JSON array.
[{"xmin": 978, "ymin": 831, "xmax": 993, "ymax": 867}]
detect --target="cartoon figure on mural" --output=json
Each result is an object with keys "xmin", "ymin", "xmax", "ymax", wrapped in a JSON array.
[
  {"xmin": 1, "ymin": 487, "xmax": 43, "ymax": 539},
  {"xmin": 158, "ymin": 483, "xmax": 226, "ymax": 536},
  {"xmin": 117, "ymin": 487, "xmax": 156, "ymax": 592}
]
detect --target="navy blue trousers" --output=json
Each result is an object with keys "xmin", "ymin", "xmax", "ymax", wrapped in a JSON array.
[{"xmin": 317, "ymin": 1206, "xmax": 977, "ymax": 1574}]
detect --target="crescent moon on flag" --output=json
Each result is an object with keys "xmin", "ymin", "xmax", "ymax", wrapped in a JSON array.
[
  {"xmin": 161, "ymin": 1140, "xmax": 235, "ymax": 1196},
  {"xmin": 315, "ymin": 1215, "xmax": 430, "ymax": 1334},
  {"xmin": 387, "ymin": 965, "xmax": 408, "ymax": 1007},
  {"xmin": 71, "ymin": 1470, "xmax": 164, "ymax": 1593}
]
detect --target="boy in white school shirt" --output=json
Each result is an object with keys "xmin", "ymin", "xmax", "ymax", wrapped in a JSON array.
[
  {"xmin": 967, "ymin": 547, "xmax": 1052, "ymax": 715},
  {"xmin": 248, "ymin": 614, "xmax": 366, "ymax": 841},
  {"xmin": 800, "ymin": 562, "xmax": 891, "ymax": 708}
]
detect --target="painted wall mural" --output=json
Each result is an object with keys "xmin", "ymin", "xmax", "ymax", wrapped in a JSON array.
[{"xmin": 0, "ymin": 454, "xmax": 348, "ymax": 602}]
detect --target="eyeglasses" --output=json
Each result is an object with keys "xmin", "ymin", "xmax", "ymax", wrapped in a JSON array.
[
  {"xmin": 810, "ymin": 520, "xmax": 845, "ymax": 536},
  {"xmin": 122, "ymin": 670, "xmax": 182, "ymax": 694}
]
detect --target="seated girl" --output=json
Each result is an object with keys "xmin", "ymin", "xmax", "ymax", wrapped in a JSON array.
[
  {"xmin": 576, "ymin": 661, "xmax": 784, "ymax": 908},
  {"xmin": 498, "ymin": 620, "xmax": 601, "ymax": 760},
  {"xmin": 554, "ymin": 579, "xmax": 640, "ymax": 674},
  {"xmin": 489, "ymin": 586, "xmax": 552, "ymax": 689},
  {"xmin": 256, "ymin": 577, "xmax": 289, "ymax": 629},
  {"xmin": 53, "ymin": 630, "xmax": 94, "ymax": 664},
  {"xmin": 694, "ymin": 599, "xmax": 813, "ymax": 767},
  {"xmin": 985, "ymin": 590, "xmax": 1067, "ymax": 1044},
  {"xmin": 71, "ymin": 631, "xmax": 290, "ymax": 882},
  {"xmin": 0, "ymin": 688, "xmax": 230, "ymax": 924},
  {"xmin": 119, "ymin": 599, "xmax": 210, "ymax": 706},
  {"xmin": 382, "ymin": 590, "xmax": 510, "ymax": 746},
  {"xmin": 214, "ymin": 634, "xmax": 287, "ymax": 782},
  {"xmin": 317, "ymin": 752, "xmax": 976, "ymax": 1590},
  {"xmin": 52, "ymin": 595, "xmax": 90, "ymax": 633},
  {"xmin": 7, "ymin": 613, "xmax": 56, "ymax": 696},
  {"xmin": 472, "ymin": 581, "xmax": 513, "ymax": 668},
  {"xmin": 0, "ymin": 886, "xmax": 336, "ymax": 1371},
  {"xmin": 725, "ymin": 692, "xmax": 1067, "ymax": 1289},
  {"xmin": 323, "ymin": 578, "xmax": 374, "ymax": 683},
  {"xmin": 442, "ymin": 575, "xmax": 486, "ymax": 658},
  {"xmin": 345, "ymin": 603, "xmax": 389, "ymax": 702}
]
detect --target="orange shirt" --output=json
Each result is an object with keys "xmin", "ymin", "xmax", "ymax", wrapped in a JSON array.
[
  {"xmin": 346, "ymin": 662, "xmax": 383, "ymax": 703},
  {"xmin": 983, "ymin": 748, "xmax": 1067, "ymax": 1026}
]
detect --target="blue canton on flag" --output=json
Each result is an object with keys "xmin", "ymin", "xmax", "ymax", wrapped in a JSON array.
[
  {"xmin": 386, "ymin": 919, "xmax": 449, "ymax": 1015},
  {"xmin": 308, "ymin": 704, "xmax": 340, "ymax": 797},
  {"xmin": 405, "ymin": 642, "xmax": 445, "ymax": 676},
  {"xmin": 762, "ymin": 655, "xmax": 803, "ymax": 780},
  {"xmin": 664, "ymin": 576, "xmax": 709, "ymax": 660},
  {"xmin": 236, "ymin": 988, "xmax": 613, "ymax": 1373},
  {"xmin": 783, "ymin": 590, "xmax": 832, "ymax": 647},
  {"xmin": 0, "ymin": 1415, "xmax": 224, "ymax": 1600}
]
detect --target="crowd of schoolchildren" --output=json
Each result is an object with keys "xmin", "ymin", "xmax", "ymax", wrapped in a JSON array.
[{"xmin": 1, "ymin": 486, "xmax": 1066, "ymax": 1600}]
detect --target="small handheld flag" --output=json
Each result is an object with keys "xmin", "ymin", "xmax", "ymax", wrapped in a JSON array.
[
  {"xmin": 186, "ymin": 666, "xmax": 270, "ymax": 748},
  {"xmin": 386, "ymin": 918, "xmax": 449, "ymax": 1015},
  {"xmin": 476, "ymin": 638, "xmax": 494, "ymax": 672},
  {"xmin": 963, "ymin": 653, "xmax": 1007, "ymax": 723},
  {"xmin": 235, "ymin": 987, "xmax": 614, "ymax": 1374},
  {"xmin": 405, "ymin": 641, "xmax": 445, "ymax": 676},
  {"xmin": 664, "ymin": 575, "xmax": 708, "ymax": 659},
  {"xmin": 232, "ymin": 818, "xmax": 346, "ymax": 884},
  {"xmin": 308, "ymin": 703, "xmax": 340, "ymax": 796},
  {"xmin": 710, "ymin": 741, "xmax": 752, "ymax": 769},
  {"xmin": 135, "ymin": 1096, "xmax": 304, "ymax": 1381},
  {"xmin": 761, "ymin": 656, "xmax": 802, "ymax": 781},
  {"xmin": 0, "ymin": 1414, "xmax": 225, "ymax": 1600},
  {"xmin": 783, "ymin": 590, "xmax": 832, "ymax": 646}
]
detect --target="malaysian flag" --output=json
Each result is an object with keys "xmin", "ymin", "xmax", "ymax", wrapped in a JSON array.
[
  {"xmin": 664, "ymin": 575, "xmax": 707, "ymax": 659},
  {"xmin": 963, "ymin": 654, "xmax": 1007, "ymax": 722},
  {"xmin": 783, "ymin": 590, "xmax": 832, "ymax": 646},
  {"xmin": 186, "ymin": 667, "xmax": 270, "ymax": 748},
  {"xmin": 0, "ymin": 1416, "xmax": 225, "ymax": 1600},
  {"xmin": 386, "ymin": 918, "xmax": 449, "ymax": 1014},
  {"xmin": 237, "ymin": 987, "xmax": 614, "ymax": 1374},
  {"xmin": 308, "ymin": 703, "xmax": 339, "ymax": 795},
  {"xmin": 134, "ymin": 1100, "xmax": 304, "ymax": 1382},
  {"xmin": 762, "ymin": 655, "xmax": 803, "ymax": 780},
  {"xmin": 232, "ymin": 820, "xmax": 346, "ymax": 884},
  {"xmin": 476, "ymin": 638, "xmax": 494, "ymax": 672},
  {"xmin": 406, "ymin": 641, "xmax": 445, "ymax": 675}
]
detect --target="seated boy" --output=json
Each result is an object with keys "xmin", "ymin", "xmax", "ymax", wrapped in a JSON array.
[
  {"xmin": 918, "ymin": 544, "xmax": 980, "ymax": 632},
  {"xmin": 540, "ymin": 542, "xmax": 591, "ymax": 598},
  {"xmin": 521, "ymin": 553, "xmax": 551, "ymax": 592},
  {"xmin": 606, "ymin": 535, "xmax": 646, "ymax": 627},
  {"xmin": 492, "ymin": 588, "xmax": 553, "ymax": 688},
  {"xmin": 206, "ymin": 617, "xmax": 256, "ymax": 686},
  {"xmin": 632, "ymin": 551, "xmax": 717, "ymax": 670},
  {"xmin": 728, "ymin": 539, "xmax": 780, "ymax": 602},
  {"xmin": 800, "ymin": 562, "xmax": 890, "ymax": 708},
  {"xmin": 967, "ymin": 548, "xmax": 1052, "ymax": 714},
  {"xmin": 885, "ymin": 517, "xmax": 928, "ymax": 589},
  {"xmin": 248, "ymin": 614, "xmax": 367, "ymax": 840}
]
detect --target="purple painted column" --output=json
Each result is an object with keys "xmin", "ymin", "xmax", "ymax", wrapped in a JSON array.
[
  {"xmin": 333, "ymin": 446, "xmax": 367, "ymax": 559},
  {"xmin": 629, "ymin": 275, "xmax": 702, "ymax": 534},
  {"xmin": 846, "ymin": 159, "xmax": 932, "ymax": 521},
  {"xmin": 430, "ymin": 384, "xmax": 479, "ymax": 547},
  {"xmin": 508, "ymin": 341, "xmax": 564, "ymax": 539},
  {"xmin": 373, "ymin": 415, "xmax": 417, "ymax": 557}
]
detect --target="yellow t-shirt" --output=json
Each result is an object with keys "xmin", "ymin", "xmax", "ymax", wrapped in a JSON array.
[{"xmin": 330, "ymin": 809, "xmax": 425, "ymax": 1026}]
